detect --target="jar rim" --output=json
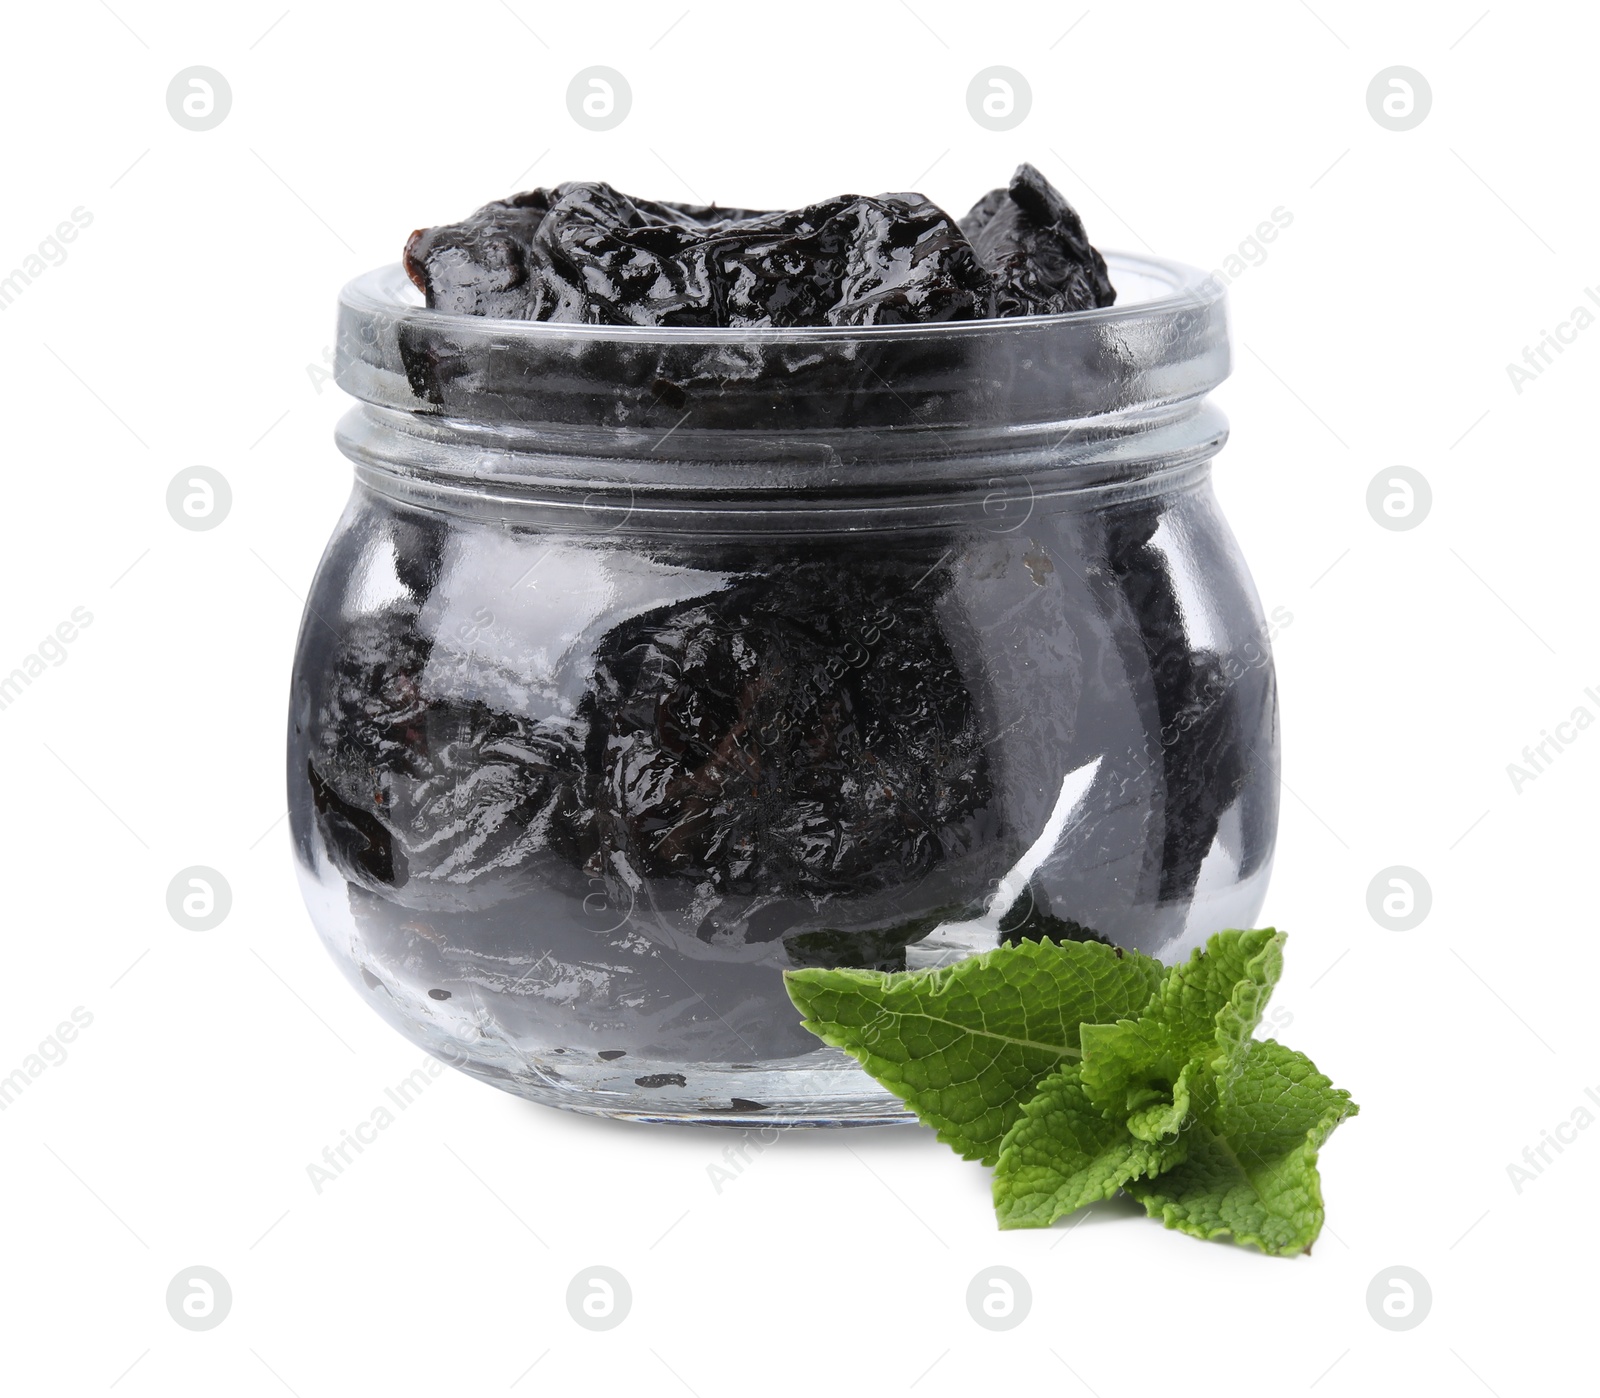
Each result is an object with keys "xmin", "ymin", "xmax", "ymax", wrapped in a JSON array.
[
  {"xmin": 341, "ymin": 251, "xmax": 1219, "ymax": 344},
  {"xmin": 334, "ymin": 252, "xmax": 1230, "ymax": 436}
]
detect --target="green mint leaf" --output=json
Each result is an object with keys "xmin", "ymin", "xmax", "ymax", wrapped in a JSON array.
[
  {"xmin": 1078, "ymin": 929, "xmax": 1284, "ymax": 1123},
  {"xmin": 1126, "ymin": 1037, "xmax": 1359, "ymax": 1257},
  {"xmin": 783, "ymin": 938, "xmax": 1164, "ymax": 1164},
  {"xmin": 788, "ymin": 927, "xmax": 1358, "ymax": 1255},
  {"xmin": 992, "ymin": 1062, "xmax": 1188, "ymax": 1229},
  {"xmin": 1122, "ymin": 1062, "xmax": 1196, "ymax": 1143}
]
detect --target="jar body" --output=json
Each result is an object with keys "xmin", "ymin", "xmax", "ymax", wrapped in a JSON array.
[{"xmin": 288, "ymin": 461, "xmax": 1278, "ymax": 1123}]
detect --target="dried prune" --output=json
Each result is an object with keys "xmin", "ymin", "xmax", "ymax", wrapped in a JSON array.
[
  {"xmin": 403, "ymin": 164, "xmax": 1113, "ymax": 328},
  {"xmin": 960, "ymin": 162, "xmax": 1116, "ymax": 315},
  {"xmin": 307, "ymin": 539, "xmax": 997, "ymax": 951},
  {"xmin": 577, "ymin": 557, "xmax": 994, "ymax": 926},
  {"xmin": 1099, "ymin": 501, "xmax": 1275, "ymax": 905}
]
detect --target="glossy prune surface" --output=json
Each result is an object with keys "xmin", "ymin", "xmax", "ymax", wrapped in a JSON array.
[{"xmin": 403, "ymin": 163, "xmax": 1114, "ymax": 327}]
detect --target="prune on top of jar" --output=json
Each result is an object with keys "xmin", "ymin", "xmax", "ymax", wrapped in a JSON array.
[
  {"xmin": 402, "ymin": 165, "xmax": 1113, "ymax": 328},
  {"xmin": 710, "ymin": 193, "xmax": 991, "ymax": 326},
  {"xmin": 959, "ymin": 161, "xmax": 1116, "ymax": 315},
  {"xmin": 401, "ymin": 189, "xmax": 555, "ymax": 320},
  {"xmin": 406, "ymin": 181, "xmax": 990, "ymax": 327}
]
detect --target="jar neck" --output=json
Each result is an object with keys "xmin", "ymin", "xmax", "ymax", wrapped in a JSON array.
[{"xmin": 336, "ymin": 398, "xmax": 1229, "ymax": 533}]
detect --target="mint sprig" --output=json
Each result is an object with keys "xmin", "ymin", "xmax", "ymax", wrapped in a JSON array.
[
  {"xmin": 780, "ymin": 937, "xmax": 1162, "ymax": 1164},
  {"xmin": 784, "ymin": 929, "xmax": 1357, "ymax": 1257},
  {"xmin": 1123, "ymin": 1036, "xmax": 1357, "ymax": 1254}
]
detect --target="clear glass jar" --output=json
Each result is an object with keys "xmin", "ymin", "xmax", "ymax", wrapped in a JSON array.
[{"xmin": 288, "ymin": 255, "xmax": 1278, "ymax": 1125}]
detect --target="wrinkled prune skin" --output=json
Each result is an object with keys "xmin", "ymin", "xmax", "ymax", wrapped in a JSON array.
[
  {"xmin": 401, "ymin": 189, "xmax": 555, "ymax": 320},
  {"xmin": 403, "ymin": 163, "xmax": 1112, "ymax": 328},
  {"xmin": 307, "ymin": 545, "xmax": 997, "ymax": 960},
  {"xmin": 960, "ymin": 162, "xmax": 1116, "ymax": 316},
  {"xmin": 1099, "ymin": 501, "xmax": 1275, "ymax": 905},
  {"xmin": 580, "ymin": 561, "xmax": 992, "ymax": 908},
  {"xmin": 304, "ymin": 608, "xmax": 597, "ymax": 911}
]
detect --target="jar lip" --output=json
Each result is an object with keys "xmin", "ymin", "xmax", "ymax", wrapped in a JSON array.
[
  {"xmin": 334, "ymin": 252, "xmax": 1229, "ymax": 435},
  {"xmin": 340, "ymin": 251, "xmax": 1220, "ymax": 344}
]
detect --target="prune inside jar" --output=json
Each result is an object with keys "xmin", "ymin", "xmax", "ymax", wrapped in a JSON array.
[{"xmin": 289, "ymin": 255, "xmax": 1278, "ymax": 1124}]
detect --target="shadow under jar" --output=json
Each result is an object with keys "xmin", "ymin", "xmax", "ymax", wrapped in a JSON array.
[{"xmin": 288, "ymin": 254, "xmax": 1279, "ymax": 1126}]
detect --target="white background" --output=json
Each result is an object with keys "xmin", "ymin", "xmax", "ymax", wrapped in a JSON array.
[{"xmin": 1, "ymin": 1, "xmax": 1594, "ymax": 1393}]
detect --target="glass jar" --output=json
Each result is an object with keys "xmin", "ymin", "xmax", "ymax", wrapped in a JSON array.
[{"xmin": 288, "ymin": 254, "xmax": 1278, "ymax": 1125}]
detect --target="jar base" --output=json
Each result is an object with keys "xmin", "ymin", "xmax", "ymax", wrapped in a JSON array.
[{"xmin": 447, "ymin": 1046, "xmax": 918, "ymax": 1128}]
